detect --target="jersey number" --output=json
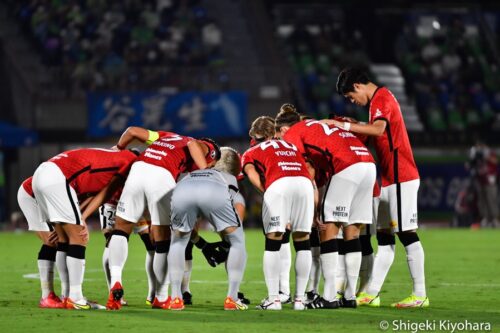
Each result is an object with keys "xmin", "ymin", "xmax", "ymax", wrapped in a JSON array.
[
  {"xmin": 260, "ymin": 140, "xmax": 297, "ymax": 151},
  {"xmin": 306, "ymin": 120, "xmax": 339, "ymax": 136}
]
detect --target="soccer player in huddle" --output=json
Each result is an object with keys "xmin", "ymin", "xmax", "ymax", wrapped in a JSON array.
[
  {"xmin": 17, "ymin": 177, "xmax": 65, "ymax": 308},
  {"xmin": 275, "ymin": 105, "xmax": 376, "ymax": 309},
  {"xmin": 104, "ymin": 126, "xmax": 220, "ymax": 310},
  {"xmin": 31, "ymin": 147, "xmax": 139, "ymax": 309},
  {"xmin": 328, "ymin": 68, "xmax": 428, "ymax": 308},
  {"xmin": 242, "ymin": 116, "xmax": 314, "ymax": 310},
  {"xmin": 169, "ymin": 147, "xmax": 247, "ymax": 310}
]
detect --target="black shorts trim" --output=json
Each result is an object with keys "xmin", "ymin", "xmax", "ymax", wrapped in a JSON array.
[{"xmin": 65, "ymin": 181, "xmax": 81, "ymax": 225}]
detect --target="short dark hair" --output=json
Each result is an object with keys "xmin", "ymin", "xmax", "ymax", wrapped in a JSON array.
[
  {"xmin": 275, "ymin": 106, "xmax": 301, "ymax": 131},
  {"xmin": 336, "ymin": 68, "xmax": 370, "ymax": 95}
]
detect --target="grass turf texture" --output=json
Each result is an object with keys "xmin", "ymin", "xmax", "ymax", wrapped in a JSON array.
[{"xmin": 0, "ymin": 229, "xmax": 499, "ymax": 333}]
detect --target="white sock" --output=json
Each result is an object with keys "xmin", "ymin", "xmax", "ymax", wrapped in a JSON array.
[
  {"xmin": 320, "ymin": 252, "xmax": 338, "ymax": 301},
  {"xmin": 279, "ymin": 242, "xmax": 291, "ymax": 295},
  {"xmin": 344, "ymin": 251, "xmax": 362, "ymax": 300},
  {"xmin": 367, "ymin": 244, "xmax": 395, "ymax": 296},
  {"xmin": 294, "ymin": 250, "xmax": 312, "ymax": 301},
  {"xmin": 145, "ymin": 250, "xmax": 155, "ymax": 300},
  {"xmin": 225, "ymin": 228, "xmax": 247, "ymax": 300},
  {"xmin": 181, "ymin": 260, "xmax": 192, "ymax": 294},
  {"xmin": 154, "ymin": 252, "xmax": 169, "ymax": 302},
  {"xmin": 38, "ymin": 260, "xmax": 55, "ymax": 298},
  {"xmin": 56, "ymin": 250, "xmax": 69, "ymax": 298},
  {"xmin": 168, "ymin": 234, "xmax": 190, "ymax": 299},
  {"xmin": 67, "ymin": 256, "xmax": 85, "ymax": 301},
  {"xmin": 336, "ymin": 254, "xmax": 346, "ymax": 296},
  {"xmin": 263, "ymin": 250, "xmax": 281, "ymax": 300},
  {"xmin": 406, "ymin": 241, "xmax": 426, "ymax": 297},
  {"xmin": 108, "ymin": 235, "xmax": 129, "ymax": 287},
  {"xmin": 307, "ymin": 246, "xmax": 321, "ymax": 293},
  {"xmin": 358, "ymin": 254, "xmax": 374, "ymax": 293},
  {"xmin": 102, "ymin": 247, "xmax": 111, "ymax": 290}
]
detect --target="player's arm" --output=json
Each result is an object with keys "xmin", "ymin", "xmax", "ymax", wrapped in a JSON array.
[
  {"xmin": 243, "ymin": 164, "xmax": 264, "ymax": 193},
  {"xmin": 187, "ymin": 140, "xmax": 208, "ymax": 170},
  {"xmin": 80, "ymin": 175, "xmax": 125, "ymax": 222},
  {"xmin": 321, "ymin": 118, "xmax": 386, "ymax": 137},
  {"xmin": 79, "ymin": 195, "xmax": 94, "ymax": 211},
  {"xmin": 115, "ymin": 127, "xmax": 158, "ymax": 150}
]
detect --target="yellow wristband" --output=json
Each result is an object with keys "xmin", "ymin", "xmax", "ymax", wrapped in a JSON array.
[{"xmin": 145, "ymin": 130, "xmax": 159, "ymax": 145}]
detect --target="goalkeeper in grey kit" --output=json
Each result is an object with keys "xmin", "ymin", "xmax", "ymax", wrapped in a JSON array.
[{"xmin": 167, "ymin": 147, "xmax": 249, "ymax": 310}]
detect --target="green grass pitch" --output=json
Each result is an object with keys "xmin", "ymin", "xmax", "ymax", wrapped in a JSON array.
[{"xmin": 0, "ymin": 229, "xmax": 499, "ymax": 333}]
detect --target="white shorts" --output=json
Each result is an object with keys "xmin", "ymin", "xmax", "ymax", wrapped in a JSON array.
[
  {"xmin": 322, "ymin": 162, "xmax": 376, "ymax": 225},
  {"xmin": 32, "ymin": 162, "xmax": 82, "ymax": 225},
  {"xmin": 100, "ymin": 203, "xmax": 150, "ymax": 233},
  {"xmin": 116, "ymin": 161, "xmax": 176, "ymax": 226},
  {"xmin": 376, "ymin": 179, "xmax": 419, "ymax": 232},
  {"xmin": 262, "ymin": 176, "xmax": 314, "ymax": 234},
  {"xmin": 17, "ymin": 185, "xmax": 51, "ymax": 232}
]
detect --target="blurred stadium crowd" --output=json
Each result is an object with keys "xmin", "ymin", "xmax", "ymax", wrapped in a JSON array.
[{"xmin": 0, "ymin": 0, "xmax": 499, "ymax": 227}]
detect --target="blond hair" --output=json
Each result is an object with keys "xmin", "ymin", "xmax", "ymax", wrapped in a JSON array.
[{"xmin": 214, "ymin": 147, "xmax": 241, "ymax": 176}]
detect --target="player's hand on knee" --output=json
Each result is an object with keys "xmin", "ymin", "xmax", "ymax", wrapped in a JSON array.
[
  {"xmin": 48, "ymin": 231, "xmax": 58, "ymax": 244},
  {"xmin": 79, "ymin": 224, "xmax": 90, "ymax": 243},
  {"xmin": 213, "ymin": 241, "xmax": 230, "ymax": 264}
]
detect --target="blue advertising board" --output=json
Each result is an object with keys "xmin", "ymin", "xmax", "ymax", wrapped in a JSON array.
[
  {"xmin": 87, "ymin": 91, "xmax": 247, "ymax": 138},
  {"xmin": 417, "ymin": 162, "xmax": 470, "ymax": 212}
]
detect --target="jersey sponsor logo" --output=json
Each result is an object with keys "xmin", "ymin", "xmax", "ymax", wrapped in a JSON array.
[
  {"xmin": 410, "ymin": 213, "xmax": 418, "ymax": 224},
  {"xmin": 269, "ymin": 216, "xmax": 280, "ymax": 227},
  {"xmin": 339, "ymin": 132, "xmax": 357, "ymax": 138},
  {"xmin": 350, "ymin": 146, "xmax": 370, "ymax": 156},
  {"xmin": 117, "ymin": 201, "xmax": 125, "ymax": 213},
  {"xmin": 331, "ymin": 206, "xmax": 348, "ymax": 218},
  {"xmin": 278, "ymin": 161, "xmax": 302, "ymax": 171},
  {"xmin": 144, "ymin": 148, "xmax": 168, "ymax": 160}
]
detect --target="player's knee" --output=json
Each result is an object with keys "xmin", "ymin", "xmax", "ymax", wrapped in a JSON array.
[
  {"xmin": 293, "ymin": 239, "xmax": 311, "ymax": 252},
  {"xmin": 343, "ymin": 238, "xmax": 361, "ymax": 253},
  {"xmin": 360, "ymin": 235, "xmax": 374, "ymax": 256},
  {"xmin": 320, "ymin": 238, "xmax": 338, "ymax": 254},
  {"xmin": 67, "ymin": 244, "xmax": 86, "ymax": 259},
  {"xmin": 57, "ymin": 242, "xmax": 68, "ymax": 253},
  {"xmin": 397, "ymin": 231, "xmax": 419, "ymax": 247},
  {"xmin": 38, "ymin": 244, "xmax": 57, "ymax": 261},
  {"xmin": 140, "ymin": 233, "xmax": 155, "ymax": 252},
  {"xmin": 338, "ymin": 238, "xmax": 346, "ymax": 255},
  {"xmin": 376, "ymin": 232, "xmax": 395, "ymax": 246},
  {"xmin": 111, "ymin": 229, "xmax": 130, "ymax": 241},
  {"xmin": 225, "ymin": 227, "xmax": 245, "ymax": 248},
  {"xmin": 265, "ymin": 237, "xmax": 282, "ymax": 252},
  {"xmin": 155, "ymin": 240, "xmax": 170, "ymax": 254}
]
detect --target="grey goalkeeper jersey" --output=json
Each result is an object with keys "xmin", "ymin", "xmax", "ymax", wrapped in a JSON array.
[{"xmin": 180, "ymin": 169, "xmax": 244, "ymax": 206}]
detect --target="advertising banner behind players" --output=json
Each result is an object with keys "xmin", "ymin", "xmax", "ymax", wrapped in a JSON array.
[{"xmin": 87, "ymin": 91, "xmax": 247, "ymax": 138}]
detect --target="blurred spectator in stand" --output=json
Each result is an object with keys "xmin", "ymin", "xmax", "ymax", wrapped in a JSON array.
[
  {"xmin": 452, "ymin": 180, "xmax": 477, "ymax": 228},
  {"xmin": 466, "ymin": 141, "xmax": 499, "ymax": 228}
]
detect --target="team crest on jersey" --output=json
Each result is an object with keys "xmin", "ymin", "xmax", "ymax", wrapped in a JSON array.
[
  {"xmin": 210, "ymin": 150, "xmax": 217, "ymax": 160},
  {"xmin": 375, "ymin": 109, "xmax": 383, "ymax": 118}
]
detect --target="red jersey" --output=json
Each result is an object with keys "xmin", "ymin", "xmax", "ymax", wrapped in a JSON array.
[
  {"xmin": 283, "ymin": 120, "xmax": 374, "ymax": 176},
  {"xmin": 369, "ymin": 87, "xmax": 419, "ymax": 186},
  {"xmin": 49, "ymin": 148, "xmax": 138, "ymax": 195},
  {"xmin": 241, "ymin": 139, "xmax": 311, "ymax": 190},
  {"xmin": 137, "ymin": 131, "xmax": 218, "ymax": 180},
  {"xmin": 22, "ymin": 177, "xmax": 34, "ymax": 197}
]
